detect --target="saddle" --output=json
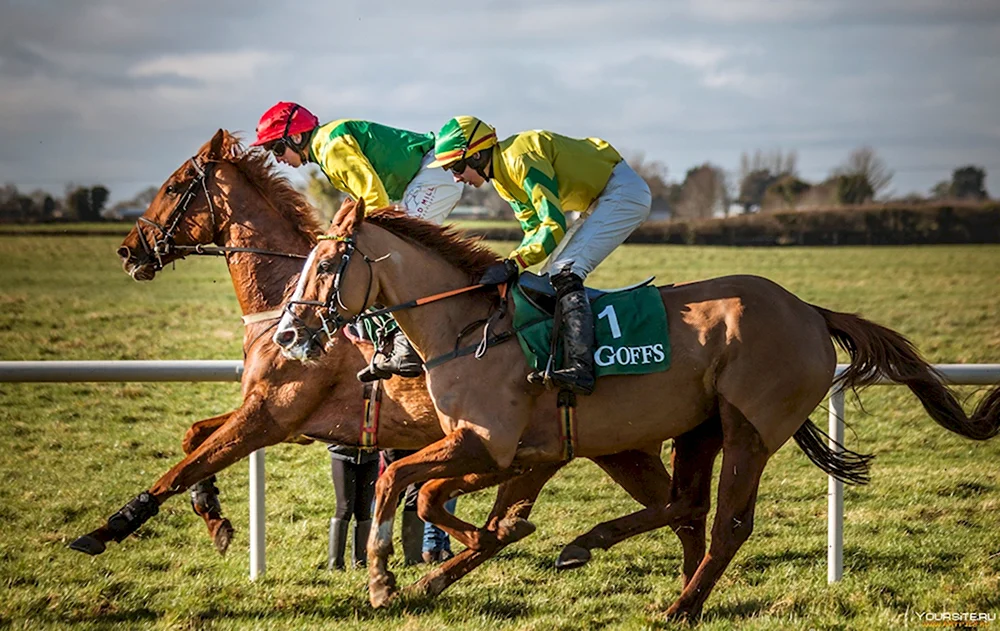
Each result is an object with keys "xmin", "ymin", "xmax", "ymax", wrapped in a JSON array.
[{"xmin": 516, "ymin": 271, "xmax": 656, "ymax": 314}]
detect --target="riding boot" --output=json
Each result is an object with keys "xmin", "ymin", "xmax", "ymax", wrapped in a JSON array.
[
  {"xmin": 357, "ymin": 329, "xmax": 424, "ymax": 382},
  {"xmin": 327, "ymin": 517, "xmax": 349, "ymax": 571},
  {"xmin": 549, "ymin": 271, "xmax": 596, "ymax": 395},
  {"xmin": 352, "ymin": 519, "xmax": 371, "ymax": 568},
  {"xmin": 401, "ymin": 510, "xmax": 425, "ymax": 566}
]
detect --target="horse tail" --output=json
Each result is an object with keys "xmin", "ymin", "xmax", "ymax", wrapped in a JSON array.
[
  {"xmin": 813, "ymin": 305, "xmax": 1000, "ymax": 441},
  {"xmin": 792, "ymin": 419, "xmax": 874, "ymax": 485}
]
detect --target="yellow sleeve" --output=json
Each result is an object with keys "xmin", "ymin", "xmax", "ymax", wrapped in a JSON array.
[
  {"xmin": 315, "ymin": 133, "xmax": 391, "ymax": 210},
  {"xmin": 507, "ymin": 156, "xmax": 566, "ymax": 270}
]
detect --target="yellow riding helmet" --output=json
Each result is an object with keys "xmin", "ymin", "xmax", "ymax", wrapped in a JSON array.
[{"xmin": 427, "ymin": 116, "xmax": 497, "ymax": 169}]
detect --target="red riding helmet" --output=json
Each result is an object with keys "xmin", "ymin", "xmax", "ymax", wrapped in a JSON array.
[{"xmin": 251, "ymin": 101, "xmax": 320, "ymax": 146}]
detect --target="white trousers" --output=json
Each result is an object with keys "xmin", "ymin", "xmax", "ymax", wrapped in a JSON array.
[
  {"xmin": 398, "ymin": 151, "xmax": 464, "ymax": 225},
  {"xmin": 542, "ymin": 161, "xmax": 652, "ymax": 280}
]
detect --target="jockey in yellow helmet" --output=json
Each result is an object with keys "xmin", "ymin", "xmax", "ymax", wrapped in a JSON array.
[{"xmin": 429, "ymin": 116, "xmax": 652, "ymax": 395}]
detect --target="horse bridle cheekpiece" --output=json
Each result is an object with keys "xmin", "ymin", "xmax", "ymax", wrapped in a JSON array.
[
  {"xmin": 135, "ymin": 157, "xmax": 217, "ymax": 270},
  {"xmin": 284, "ymin": 233, "xmax": 381, "ymax": 347}
]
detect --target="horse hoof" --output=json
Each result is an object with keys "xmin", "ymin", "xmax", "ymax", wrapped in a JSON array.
[
  {"xmin": 213, "ymin": 519, "xmax": 234, "ymax": 556},
  {"xmin": 555, "ymin": 544, "xmax": 591, "ymax": 570},
  {"xmin": 497, "ymin": 517, "xmax": 536, "ymax": 544},
  {"xmin": 369, "ymin": 572, "xmax": 397, "ymax": 608},
  {"xmin": 69, "ymin": 534, "xmax": 106, "ymax": 556}
]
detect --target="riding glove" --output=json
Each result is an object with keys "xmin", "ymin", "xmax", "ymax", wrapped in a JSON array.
[{"xmin": 477, "ymin": 259, "xmax": 519, "ymax": 285}]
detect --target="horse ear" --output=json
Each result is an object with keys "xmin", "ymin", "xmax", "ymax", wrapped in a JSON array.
[
  {"xmin": 354, "ymin": 198, "xmax": 366, "ymax": 226},
  {"xmin": 205, "ymin": 129, "xmax": 226, "ymax": 160}
]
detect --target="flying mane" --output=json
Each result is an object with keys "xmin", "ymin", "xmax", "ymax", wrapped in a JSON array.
[
  {"xmin": 333, "ymin": 202, "xmax": 501, "ymax": 279},
  {"xmin": 205, "ymin": 131, "xmax": 324, "ymax": 244}
]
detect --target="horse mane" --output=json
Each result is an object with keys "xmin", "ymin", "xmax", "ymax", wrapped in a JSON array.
[
  {"xmin": 208, "ymin": 131, "xmax": 323, "ymax": 244},
  {"xmin": 344, "ymin": 205, "xmax": 500, "ymax": 278}
]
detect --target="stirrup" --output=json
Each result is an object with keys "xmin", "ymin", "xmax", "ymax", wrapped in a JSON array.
[
  {"xmin": 550, "ymin": 369, "xmax": 595, "ymax": 396},
  {"xmin": 526, "ymin": 356, "xmax": 555, "ymax": 387}
]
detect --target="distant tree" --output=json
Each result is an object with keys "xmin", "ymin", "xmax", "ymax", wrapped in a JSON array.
[
  {"xmin": 929, "ymin": 180, "xmax": 951, "ymax": 200},
  {"xmin": 837, "ymin": 146, "xmax": 893, "ymax": 199},
  {"xmin": 301, "ymin": 169, "xmax": 343, "ymax": 225},
  {"xmin": 132, "ymin": 186, "xmax": 160, "ymax": 208},
  {"xmin": 764, "ymin": 176, "xmax": 812, "ymax": 211},
  {"xmin": 833, "ymin": 173, "xmax": 875, "ymax": 205},
  {"xmin": 677, "ymin": 163, "xmax": 727, "ymax": 219},
  {"xmin": 66, "ymin": 185, "xmax": 109, "ymax": 222},
  {"xmin": 737, "ymin": 149, "xmax": 797, "ymax": 212},
  {"xmin": 949, "ymin": 165, "xmax": 988, "ymax": 200}
]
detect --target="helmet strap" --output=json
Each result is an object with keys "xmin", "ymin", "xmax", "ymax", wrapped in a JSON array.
[{"xmin": 468, "ymin": 149, "xmax": 492, "ymax": 181}]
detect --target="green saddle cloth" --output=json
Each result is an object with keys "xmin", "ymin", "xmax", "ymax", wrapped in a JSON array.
[{"xmin": 511, "ymin": 284, "xmax": 670, "ymax": 377}]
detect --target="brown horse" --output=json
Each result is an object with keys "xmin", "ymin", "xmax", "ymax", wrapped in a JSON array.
[
  {"xmin": 276, "ymin": 200, "xmax": 1000, "ymax": 620},
  {"xmin": 72, "ymin": 129, "xmax": 679, "ymax": 576}
]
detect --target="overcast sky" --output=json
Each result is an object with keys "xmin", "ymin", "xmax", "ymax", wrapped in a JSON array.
[{"xmin": 2, "ymin": 0, "xmax": 998, "ymax": 203}]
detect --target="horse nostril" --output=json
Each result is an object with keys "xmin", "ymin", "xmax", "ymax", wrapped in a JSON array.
[
  {"xmin": 276, "ymin": 329, "xmax": 297, "ymax": 347},
  {"xmin": 117, "ymin": 246, "xmax": 132, "ymax": 261}
]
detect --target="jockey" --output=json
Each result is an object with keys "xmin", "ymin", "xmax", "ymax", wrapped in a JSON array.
[
  {"xmin": 427, "ymin": 116, "xmax": 652, "ymax": 395},
  {"xmin": 253, "ymin": 102, "xmax": 464, "ymax": 381}
]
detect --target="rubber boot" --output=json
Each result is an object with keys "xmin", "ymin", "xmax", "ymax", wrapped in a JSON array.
[
  {"xmin": 327, "ymin": 517, "xmax": 349, "ymax": 570},
  {"xmin": 401, "ymin": 510, "xmax": 425, "ymax": 566},
  {"xmin": 352, "ymin": 519, "xmax": 371, "ymax": 568},
  {"xmin": 357, "ymin": 329, "xmax": 424, "ymax": 382},
  {"xmin": 549, "ymin": 271, "xmax": 596, "ymax": 395}
]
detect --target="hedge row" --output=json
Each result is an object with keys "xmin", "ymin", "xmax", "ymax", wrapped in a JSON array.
[{"xmin": 465, "ymin": 203, "xmax": 1000, "ymax": 246}]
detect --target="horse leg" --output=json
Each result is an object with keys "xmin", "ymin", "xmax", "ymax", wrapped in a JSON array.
[
  {"xmin": 182, "ymin": 412, "xmax": 236, "ymax": 555},
  {"xmin": 556, "ymin": 419, "xmax": 723, "ymax": 580},
  {"xmin": 663, "ymin": 398, "xmax": 770, "ymax": 622},
  {"xmin": 369, "ymin": 469, "xmax": 521, "ymax": 607},
  {"xmin": 556, "ymin": 446, "xmax": 673, "ymax": 569},
  {"xmin": 69, "ymin": 393, "xmax": 288, "ymax": 556},
  {"xmin": 399, "ymin": 462, "xmax": 568, "ymax": 603},
  {"xmin": 367, "ymin": 428, "xmax": 515, "ymax": 607}
]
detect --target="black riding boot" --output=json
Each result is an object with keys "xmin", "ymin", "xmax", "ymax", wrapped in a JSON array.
[
  {"xmin": 401, "ymin": 510, "xmax": 425, "ymax": 566},
  {"xmin": 549, "ymin": 270, "xmax": 596, "ymax": 395},
  {"xmin": 352, "ymin": 519, "xmax": 371, "ymax": 568},
  {"xmin": 357, "ymin": 329, "xmax": 424, "ymax": 382},
  {"xmin": 327, "ymin": 517, "xmax": 349, "ymax": 570}
]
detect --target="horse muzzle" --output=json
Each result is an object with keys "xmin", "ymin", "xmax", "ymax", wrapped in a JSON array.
[
  {"xmin": 273, "ymin": 322, "xmax": 324, "ymax": 362},
  {"xmin": 118, "ymin": 247, "xmax": 158, "ymax": 282}
]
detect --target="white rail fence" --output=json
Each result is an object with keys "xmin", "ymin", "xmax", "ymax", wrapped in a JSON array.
[{"xmin": 2, "ymin": 360, "xmax": 998, "ymax": 584}]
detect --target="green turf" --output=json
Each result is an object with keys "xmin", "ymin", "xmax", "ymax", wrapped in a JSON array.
[{"xmin": 1, "ymin": 235, "xmax": 999, "ymax": 630}]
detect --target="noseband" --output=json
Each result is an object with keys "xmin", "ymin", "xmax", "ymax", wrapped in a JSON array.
[
  {"xmin": 284, "ymin": 234, "xmax": 381, "ymax": 347},
  {"xmin": 134, "ymin": 157, "xmax": 217, "ymax": 270}
]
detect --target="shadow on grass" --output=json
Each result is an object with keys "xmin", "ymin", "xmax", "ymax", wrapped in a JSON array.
[
  {"xmin": 845, "ymin": 547, "xmax": 961, "ymax": 573},
  {"xmin": 701, "ymin": 598, "xmax": 769, "ymax": 622}
]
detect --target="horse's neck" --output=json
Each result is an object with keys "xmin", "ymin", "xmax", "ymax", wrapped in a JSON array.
[
  {"xmin": 219, "ymin": 187, "xmax": 313, "ymax": 318},
  {"xmin": 369, "ymin": 228, "xmax": 494, "ymax": 361}
]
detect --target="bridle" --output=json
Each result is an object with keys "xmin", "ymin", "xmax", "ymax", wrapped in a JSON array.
[
  {"xmin": 283, "ymin": 231, "xmax": 512, "ymax": 365},
  {"xmin": 132, "ymin": 155, "xmax": 308, "ymax": 271},
  {"xmin": 283, "ymin": 233, "xmax": 382, "ymax": 346},
  {"xmin": 135, "ymin": 157, "xmax": 217, "ymax": 271}
]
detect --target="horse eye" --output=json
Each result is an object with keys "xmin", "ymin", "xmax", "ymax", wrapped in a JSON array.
[
  {"xmin": 165, "ymin": 185, "xmax": 176, "ymax": 195},
  {"xmin": 317, "ymin": 259, "xmax": 333, "ymax": 274}
]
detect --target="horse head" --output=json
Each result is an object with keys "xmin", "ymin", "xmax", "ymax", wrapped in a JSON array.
[
  {"xmin": 273, "ymin": 197, "xmax": 379, "ymax": 360},
  {"xmin": 118, "ymin": 129, "xmax": 240, "ymax": 281}
]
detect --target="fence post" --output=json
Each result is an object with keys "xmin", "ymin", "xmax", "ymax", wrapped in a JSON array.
[
  {"xmin": 827, "ymin": 385, "xmax": 845, "ymax": 583},
  {"xmin": 249, "ymin": 448, "xmax": 266, "ymax": 581}
]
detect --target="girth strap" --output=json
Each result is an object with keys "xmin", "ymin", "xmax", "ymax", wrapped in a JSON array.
[
  {"xmin": 360, "ymin": 380, "xmax": 382, "ymax": 449},
  {"xmin": 558, "ymin": 390, "xmax": 578, "ymax": 460}
]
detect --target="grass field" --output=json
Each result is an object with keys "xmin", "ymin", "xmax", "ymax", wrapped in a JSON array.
[{"xmin": 1, "ymin": 235, "xmax": 999, "ymax": 630}]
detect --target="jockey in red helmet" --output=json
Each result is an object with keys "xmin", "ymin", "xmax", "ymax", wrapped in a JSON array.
[{"xmin": 254, "ymin": 102, "xmax": 464, "ymax": 381}]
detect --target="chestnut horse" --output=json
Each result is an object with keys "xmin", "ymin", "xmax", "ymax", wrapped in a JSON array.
[
  {"xmin": 72, "ymin": 130, "xmax": 679, "ymax": 578},
  {"xmin": 276, "ymin": 200, "xmax": 1000, "ymax": 620}
]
